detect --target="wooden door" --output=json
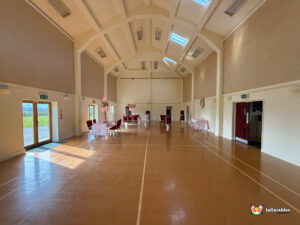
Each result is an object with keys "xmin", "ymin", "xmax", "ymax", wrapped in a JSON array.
[{"xmin": 235, "ymin": 102, "xmax": 250, "ymax": 144}]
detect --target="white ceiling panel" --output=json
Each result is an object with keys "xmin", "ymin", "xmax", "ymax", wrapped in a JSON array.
[
  {"xmin": 84, "ymin": 0, "xmax": 120, "ymax": 25},
  {"xmin": 106, "ymin": 26, "xmax": 134, "ymax": 60},
  {"xmin": 206, "ymin": 0, "xmax": 265, "ymax": 36},
  {"xmin": 151, "ymin": 18, "xmax": 168, "ymax": 51},
  {"xmin": 129, "ymin": 19, "xmax": 147, "ymax": 51},
  {"xmin": 124, "ymin": 0, "xmax": 143, "ymax": 11},
  {"xmin": 152, "ymin": 0, "xmax": 171, "ymax": 12},
  {"xmin": 177, "ymin": 0, "xmax": 207, "ymax": 24},
  {"xmin": 31, "ymin": 0, "xmax": 92, "ymax": 36}
]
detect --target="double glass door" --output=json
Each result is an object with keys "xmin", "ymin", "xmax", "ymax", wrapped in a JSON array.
[{"xmin": 22, "ymin": 101, "xmax": 52, "ymax": 149}]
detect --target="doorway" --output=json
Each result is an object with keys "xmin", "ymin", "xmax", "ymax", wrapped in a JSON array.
[
  {"xmin": 22, "ymin": 101, "xmax": 52, "ymax": 149},
  {"xmin": 166, "ymin": 106, "xmax": 172, "ymax": 124},
  {"xmin": 235, "ymin": 101, "xmax": 263, "ymax": 149}
]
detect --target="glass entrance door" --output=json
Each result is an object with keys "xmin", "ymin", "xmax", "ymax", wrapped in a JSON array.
[
  {"xmin": 37, "ymin": 103, "xmax": 51, "ymax": 143},
  {"xmin": 22, "ymin": 101, "xmax": 35, "ymax": 148},
  {"xmin": 22, "ymin": 101, "xmax": 52, "ymax": 149}
]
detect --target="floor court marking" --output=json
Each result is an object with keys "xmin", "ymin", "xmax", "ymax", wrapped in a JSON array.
[
  {"xmin": 0, "ymin": 176, "xmax": 19, "ymax": 188},
  {"xmin": 0, "ymin": 138, "xmax": 92, "ymax": 202},
  {"xmin": 0, "ymin": 188, "xmax": 18, "ymax": 201},
  {"xmin": 189, "ymin": 129, "xmax": 300, "ymax": 197},
  {"xmin": 190, "ymin": 135, "xmax": 300, "ymax": 214},
  {"xmin": 136, "ymin": 129, "xmax": 150, "ymax": 225}
]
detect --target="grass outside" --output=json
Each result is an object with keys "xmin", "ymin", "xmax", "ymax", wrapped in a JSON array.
[{"xmin": 23, "ymin": 115, "xmax": 49, "ymax": 128}]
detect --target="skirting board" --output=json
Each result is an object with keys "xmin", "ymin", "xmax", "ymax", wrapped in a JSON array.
[
  {"xmin": 262, "ymin": 148, "xmax": 300, "ymax": 167},
  {"xmin": 0, "ymin": 150, "xmax": 25, "ymax": 162}
]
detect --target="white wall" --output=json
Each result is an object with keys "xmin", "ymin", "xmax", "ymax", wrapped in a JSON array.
[
  {"xmin": 222, "ymin": 81, "xmax": 300, "ymax": 166},
  {"xmin": 151, "ymin": 79, "xmax": 182, "ymax": 103},
  {"xmin": 116, "ymin": 78, "xmax": 183, "ymax": 121},
  {"xmin": 0, "ymin": 82, "xmax": 75, "ymax": 161},
  {"xmin": 194, "ymin": 97, "xmax": 216, "ymax": 133},
  {"xmin": 117, "ymin": 79, "xmax": 150, "ymax": 103}
]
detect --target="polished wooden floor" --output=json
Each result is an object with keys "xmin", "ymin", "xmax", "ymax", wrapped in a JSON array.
[{"xmin": 0, "ymin": 122, "xmax": 299, "ymax": 225}]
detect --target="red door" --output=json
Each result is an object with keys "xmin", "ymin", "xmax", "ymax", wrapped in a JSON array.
[{"xmin": 235, "ymin": 102, "xmax": 250, "ymax": 144}]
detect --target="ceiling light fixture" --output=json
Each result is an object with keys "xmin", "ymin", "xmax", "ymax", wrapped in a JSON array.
[
  {"xmin": 180, "ymin": 67, "xmax": 186, "ymax": 73},
  {"xmin": 113, "ymin": 66, "xmax": 119, "ymax": 73},
  {"xmin": 163, "ymin": 57, "xmax": 177, "ymax": 64},
  {"xmin": 96, "ymin": 48, "xmax": 107, "ymax": 58},
  {"xmin": 47, "ymin": 0, "xmax": 71, "ymax": 18},
  {"xmin": 225, "ymin": 0, "xmax": 248, "ymax": 16},
  {"xmin": 170, "ymin": 33, "xmax": 188, "ymax": 47}
]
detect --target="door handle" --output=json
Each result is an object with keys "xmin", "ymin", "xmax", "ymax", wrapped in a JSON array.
[{"xmin": 246, "ymin": 112, "xmax": 249, "ymax": 124}]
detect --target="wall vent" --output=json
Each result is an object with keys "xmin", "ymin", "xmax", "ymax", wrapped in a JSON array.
[
  {"xmin": 47, "ymin": 0, "xmax": 71, "ymax": 18},
  {"xmin": 225, "ymin": 0, "xmax": 248, "ymax": 16},
  {"xmin": 113, "ymin": 66, "xmax": 119, "ymax": 73},
  {"xmin": 96, "ymin": 48, "xmax": 107, "ymax": 58},
  {"xmin": 191, "ymin": 48, "xmax": 203, "ymax": 58},
  {"xmin": 137, "ymin": 27, "xmax": 143, "ymax": 41},
  {"xmin": 155, "ymin": 28, "xmax": 161, "ymax": 41},
  {"xmin": 154, "ymin": 61, "xmax": 158, "ymax": 69},
  {"xmin": 141, "ymin": 61, "xmax": 146, "ymax": 70}
]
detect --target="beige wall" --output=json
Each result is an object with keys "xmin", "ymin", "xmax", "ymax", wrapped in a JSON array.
[
  {"xmin": 0, "ymin": 0, "xmax": 74, "ymax": 94},
  {"xmin": 195, "ymin": 52, "xmax": 217, "ymax": 99},
  {"xmin": 224, "ymin": 0, "xmax": 300, "ymax": 94},
  {"xmin": 183, "ymin": 74, "xmax": 192, "ymax": 102},
  {"xmin": 81, "ymin": 52, "xmax": 104, "ymax": 99},
  {"xmin": 107, "ymin": 75, "xmax": 117, "ymax": 102}
]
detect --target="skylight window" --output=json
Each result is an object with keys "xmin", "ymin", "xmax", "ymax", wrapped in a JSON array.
[
  {"xmin": 192, "ymin": 0, "xmax": 211, "ymax": 7},
  {"xmin": 163, "ymin": 57, "xmax": 177, "ymax": 64},
  {"xmin": 170, "ymin": 33, "xmax": 188, "ymax": 47}
]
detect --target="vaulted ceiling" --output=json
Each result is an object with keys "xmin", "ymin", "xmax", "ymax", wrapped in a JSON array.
[{"xmin": 28, "ymin": 0, "xmax": 265, "ymax": 78}]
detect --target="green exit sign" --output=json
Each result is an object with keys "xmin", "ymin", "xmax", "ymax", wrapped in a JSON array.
[
  {"xmin": 241, "ymin": 94, "xmax": 248, "ymax": 99},
  {"xmin": 40, "ymin": 94, "xmax": 48, "ymax": 100}
]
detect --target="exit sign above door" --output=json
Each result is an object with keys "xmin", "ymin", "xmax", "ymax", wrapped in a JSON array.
[
  {"xmin": 40, "ymin": 94, "xmax": 48, "ymax": 100},
  {"xmin": 241, "ymin": 94, "xmax": 248, "ymax": 99}
]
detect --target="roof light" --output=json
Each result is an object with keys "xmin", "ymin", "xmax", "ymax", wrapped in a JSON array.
[
  {"xmin": 192, "ymin": 0, "xmax": 211, "ymax": 7},
  {"xmin": 163, "ymin": 57, "xmax": 177, "ymax": 64},
  {"xmin": 170, "ymin": 33, "xmax": 188, "ymax": 47}
]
